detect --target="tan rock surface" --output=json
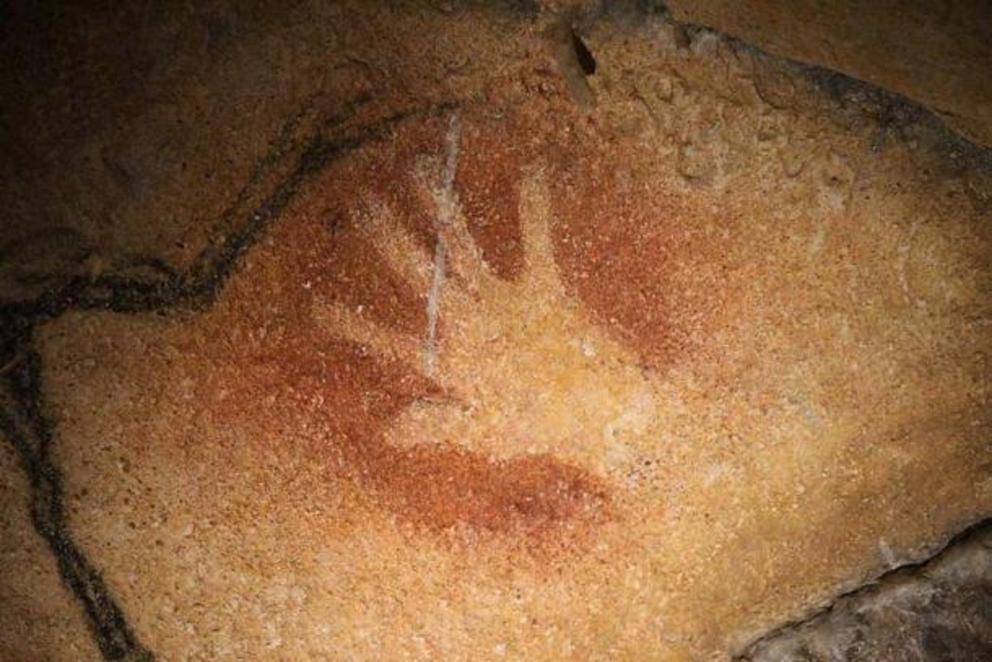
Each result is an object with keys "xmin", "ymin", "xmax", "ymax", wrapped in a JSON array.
[
  {"xmin": 666, "ymin": 0, "xmax": 992, "ymax": 149},
  {"xmin": 2, "ymin": 2, "xmax": 991, "ymax": 660}
]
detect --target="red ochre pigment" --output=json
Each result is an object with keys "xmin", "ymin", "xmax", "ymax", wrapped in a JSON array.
[{"xmin": 201, "ymin": 115, "xmax": 620, "ymax": 549}]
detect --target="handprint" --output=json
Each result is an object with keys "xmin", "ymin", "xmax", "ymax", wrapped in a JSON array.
[{"xmin": 311, "ymin": 124, "xmax": 664, "ymax": 540}]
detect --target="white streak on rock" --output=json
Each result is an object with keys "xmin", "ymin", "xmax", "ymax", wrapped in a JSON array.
[{"xmin": 424, "ymin": 112, "xmax": 461, "ymax": 377}]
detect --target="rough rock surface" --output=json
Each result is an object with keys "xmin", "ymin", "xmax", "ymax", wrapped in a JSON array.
[
  {"xmin": 666, "ymin": 0, "xmax": 992, "ymax": 149},
  {"xmin": 1, "ymin": 2, "xmax": 990, "ymax": 660},
  {"xmin": 740, "ymin": 520, "xmax": 992, "ymax": 661}
]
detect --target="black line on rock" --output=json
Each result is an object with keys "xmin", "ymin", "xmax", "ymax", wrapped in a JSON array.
[
  {"xmin": 1, "ymin": 350, "xmax": 153, "ymax": 661},
  {"xmin": 0, "ymin": 97, "xmax": 455, "ymax": 660}
]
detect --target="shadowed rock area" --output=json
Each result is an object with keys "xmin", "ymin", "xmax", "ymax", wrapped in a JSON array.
[{"xmin": 740, "ymin": 520, "xmax": 992, "ymax": 661}]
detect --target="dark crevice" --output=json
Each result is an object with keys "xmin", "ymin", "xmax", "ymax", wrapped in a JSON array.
[
  {"xmin": 571, "ymin": 30, "xmax": 596, "ymax": 76},
  {"xmin": 735, "ymin": 515, "xmax": 992, "ymax": 659}
]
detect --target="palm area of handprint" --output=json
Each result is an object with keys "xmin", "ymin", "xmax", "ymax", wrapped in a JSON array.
[{"xmin": 309, "ymin": 120, "xmax": 663, "ymax": 538}]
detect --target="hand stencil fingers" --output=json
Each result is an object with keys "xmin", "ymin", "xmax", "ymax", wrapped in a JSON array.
[
  {"xmin": 519, "ymin": 167, "xmax": 564, "ymax": 292},
  {"xmin": 314, "ymin": 300, "xmax": 421, "ymax": 374},
  {"xmin": 359, "ymin": 200, "xmax": 434, "ymax": 296}
]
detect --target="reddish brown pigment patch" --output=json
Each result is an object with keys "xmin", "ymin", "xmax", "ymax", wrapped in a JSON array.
[
  {"xmin": 198, "ymin": 114, "xmax": 613, "ymax": 549},
  {"xmin": 454, "ymin": 117, "xmax": 527, "ymax": 280},
  {"xmin": 210, "ymin": 319, "xmax": 610, "ymax": 544},
  {"xmin": 346, "ymin": 113, "xmax": 451, "ymax": 252},
  {"xmin": 348, "ymin": 442, "xmax": 608, "ymax": 538},
  {"xmin": 551, "ymin": 149, "xmax": 702, "ymax": 367}
]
